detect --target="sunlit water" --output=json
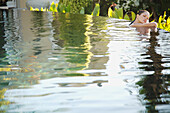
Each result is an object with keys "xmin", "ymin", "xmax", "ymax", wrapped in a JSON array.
[{"xmin": 0, "ymin": 9, "xmax": 170, "ymax": 113}]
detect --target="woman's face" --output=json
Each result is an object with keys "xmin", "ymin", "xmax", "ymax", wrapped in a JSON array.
[{"xmin": 137, "ymin": 11, "xmax": 150, "ymax": 23}]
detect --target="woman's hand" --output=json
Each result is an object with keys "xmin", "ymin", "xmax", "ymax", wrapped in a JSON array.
[{"xmin": 150, "ymin": 22, "xmax": 157, "ymax": 27}]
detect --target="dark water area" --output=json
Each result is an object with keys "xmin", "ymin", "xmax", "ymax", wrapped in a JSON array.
[{"xmin": 0, "ymin": 7, "xmax": 170, "ymax": 113}]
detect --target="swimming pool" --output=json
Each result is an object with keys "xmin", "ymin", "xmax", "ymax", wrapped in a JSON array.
[{"xmin": 0, "ymin": 9, "xmax": 170, "ymax": 113}]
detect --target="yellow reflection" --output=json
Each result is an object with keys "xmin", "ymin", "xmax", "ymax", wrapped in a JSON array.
[
  {"xmin": 0, "ymin": 100, "xmax": 10, "ymax": 105},
  {"xmin": 3, "ymin": 77, "xmax": 18, "ymax": 81},
  {"xmin": 0, "ymin": 67, "xmax": 35, "ymax": 72},
  {"xmin": 0, "ymin": 89, "xmax": 6, "ymax": 99},
  {"xmin": 80, "ymin": 15, "xmax": 93, "ymax": 70},
  {"xmin": 54, "ymin": 13, "xmax": 94, "ymax": 71},
  {"xmin": 0, "ymin": 88, "xmax": 11, "ymax": 108}
]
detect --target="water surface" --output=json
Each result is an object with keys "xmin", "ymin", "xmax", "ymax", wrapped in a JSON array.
[{"xmin": 0, "ymin": 9, "xmax": 170, "ymax": 113}]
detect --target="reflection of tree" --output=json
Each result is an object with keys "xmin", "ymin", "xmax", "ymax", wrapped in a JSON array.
[
  {"xmin": 52, "ymin": 13, "xmax": 93, "ymax": 71},
  {"xmin": 136, "ymin": 34, "xmax": 169, "ymax": 112}
]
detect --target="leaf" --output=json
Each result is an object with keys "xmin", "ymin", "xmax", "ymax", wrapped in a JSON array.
[
  {"xmin": 34, "ymin": 8, "xmax": 39, "ymax": 11},
  {"xmin": 91, "ymin": 3, "xmax": 100, "ymax": 16},
  {"xmin": 113, "ymin": 8, "xmax": 118, "ymax": 18},
  {"xmin": 56, "ymin": 3, "xmax": 58, "ymax": 9},
  {"xmin": 108, "ymin": 7, "xmax": 113, "ymax": 17},
  {"xmin": 158, "ymin": 16, "xmax": 162, "ymax": 23},
  {"xmin": 131, "ymin": 11, "xmax": 136, "ymax": 21},
  {"xmin": 158, "ymin": 15, "xmax": 162, "ymax": 28},
  {"xmin": 65, "ymin": 4, "xmax": 71, "ymax": 13},
  {"xmin": 149, "ymin": 12, "xmax": 153, "ymax": 18},
  {"xmin": 54, "ymin": 3, "xmax": 58, "ymax": 12},
  {"xmin": 124, "ymin": 13, "xmax": 130, "ymax": 20},
  {"xmin": 112, "ymin": 11, "xmax": 117, "ymax": 18},
  {"xmin": 41, "ymin": 7, "xmax": 47, "ymax": 12},
  {"xmin": 163, "ymin": 11, "xmax": 166, "ymax": 20},
  {"xmin": 80, "ymin": 7, "xmax": 85, "ymax": 14},
  {"xmin": 58, "ymin": 3, "xmax": 66, "ymax": 13},
  {"xmin": 150, "ymin": 19, "xmax": 155, "ymax": 22},
  {"xmin": 163, "ymin": 23, "xmax": 166, "ymax": 29},
  {"xmin": 62, "ymin": 4, "xmax": 66, "ymax": 13},
  {"xmin": 167, "ymin": 17, "xmax": 170, "ymax": 25},
  {"xmin": 30, "ymin": 6, "xmax": 34, "ymax": 11},
  {"xmin": 117, "ymin": 8, "xmax": 123, "ymax": 19},
  {"xmin": 49, "ymin": 1, "xmax": 56, "ymax": 11},
  {"xmin": 57, "ymin": 3, "xmax": 61, "ymax": 12},
  {"xmin": 30, "ymin": 7, "xmax": 39, "ymax": 11}
]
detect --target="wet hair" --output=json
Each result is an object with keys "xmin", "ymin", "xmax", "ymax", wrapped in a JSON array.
[
  {"xmin": 137, "ymin": 10, "xmax": 149, "ymax": 15},
  {"xmin": 129, "ymin": 10, "xmax": 149, "ymax": 25}
]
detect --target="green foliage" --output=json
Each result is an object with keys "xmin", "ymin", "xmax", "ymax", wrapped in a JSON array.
[
  {"xmin": 49, "ymin": 2, "xmax": 57, "ymax": 12},
  {"xmin": 30, "ymin": 2, "xmax": 70, "ymax": 13},
  {"xmin": 91, "ymin": 3, "xmax": 100, "ymax": 16},
  {"xmin": 30, "ymin": 1, "xmax": 88, "ymax": 15},
  {"xmin": 131, "ymin": 11, "xmax": 136, "ymax": 20},
  {"xmin": 108, "ymin": 7, "xmax": 118, "ymax": 18},
  {"xmin": 108, "ymin": 7, "xmax": 113, "ymax": 17},
  {"xmin": 65, "ymin": 4, "xmax": 71, "ymax": 13},
  {"xmin": 80, "ymin": 7, "xmax": 85, "ymax": 14},
  {"xmin": 124, "ymin": 13, "xmax": 130, "ymax": 20},
  {"xmin": 157, "ymin": 11, "xmax": 170, "ymax": 32},
  {"xmin": 151, "ymin": 11, "xmax": 170, "ymax": 32},
  {"xmin": 30, "ymin": 1, "xmax": 170, "ymax": 32},
  {"xmin": 57, "ymin": 3, "xmax": 66, "ymax": 13},
  {"xmin": 61, "ymin": 0, "xmax": 92, "ymax": 14},
  {"xmin": 108, "ymin": 7, "xmax": 135, "ymax": 21},
  {"xmin": 116, "ymin": 8, "xmax": 123, "ymax": 19}
]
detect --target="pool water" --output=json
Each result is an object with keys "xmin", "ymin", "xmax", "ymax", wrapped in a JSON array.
[{"xmin": 0, "ymin": 9, "xmax": 170, "ymax": 113}]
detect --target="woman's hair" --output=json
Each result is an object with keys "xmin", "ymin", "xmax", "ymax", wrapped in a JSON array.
[
  {"xmin": 129, "ymin": 10, "xmax": 149, "ymax": 25},
  {"xmin": 137, "ymin": 10, "xmax": 149, "ymax": 15}
]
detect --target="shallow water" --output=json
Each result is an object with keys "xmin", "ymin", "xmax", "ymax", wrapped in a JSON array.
[{"xmin": 0, "ymin": 9, "xmax": 170, "ymax": 113}]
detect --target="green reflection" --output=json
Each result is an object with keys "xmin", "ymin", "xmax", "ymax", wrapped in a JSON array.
[
  {"xmin": 0, "ymin": 88, "xmax": 10, "ymax": 113},
  {"xmin": 136, "ymin": 34, "xmax": 169, "ymax": 112},
  {"xmin": 52, "ymin": 13, "xmax": 93, "ymax": 71}
]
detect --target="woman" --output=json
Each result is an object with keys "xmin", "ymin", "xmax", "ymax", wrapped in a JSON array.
[{"xmin": 130, "ymin": 10, "xmax": 157, "ymax": 35}]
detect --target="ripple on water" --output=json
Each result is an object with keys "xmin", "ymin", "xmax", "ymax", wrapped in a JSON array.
[{"xmin": 0, "ymin": 10, "xmax": 170, "ymax": 113}]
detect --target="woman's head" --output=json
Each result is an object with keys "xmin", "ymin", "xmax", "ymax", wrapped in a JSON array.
[{"xmin": 136, "ymin": 10, "xmax": 150, "ymax": 24}]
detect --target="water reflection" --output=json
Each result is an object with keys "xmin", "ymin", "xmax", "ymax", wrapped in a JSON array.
[
  {"xmin": 136, "ymin": 33, "xmax": 170, "ymax": 112},
  {"xmin": 0, "ymin": 10, "xmax": 110, "ymax": 112},
  {"xmin": 52, "ymin": 13, "xmax": 93, "ymax": 71},
  {"xmin": 0, "ymin": 8, "xmax": 170, "ymax": 113},
  {"xmin": 51, "ymin": 13, "xmax": 109, "ymax": 74},
  {"xmin": 106, "ymin": 17, "xmax": 170, "ymax": 112}
]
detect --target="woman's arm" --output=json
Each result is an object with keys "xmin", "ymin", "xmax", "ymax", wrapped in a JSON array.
[{"xmin": 130, "ymin": 22, "xmax": 157, "ymax": 28}]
